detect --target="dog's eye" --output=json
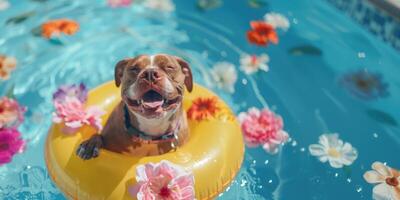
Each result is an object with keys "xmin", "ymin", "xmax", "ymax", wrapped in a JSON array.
[
  {"xmin": 165, "ymin": 65, "xmax": 175, "ymax": 71},
  {"xmin": 129, "ymin": 66, "xmax": 140, "ymax": 73}
]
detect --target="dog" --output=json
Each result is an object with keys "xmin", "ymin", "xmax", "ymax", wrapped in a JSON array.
[{"xmin": 76, "ymin": 54, "xmax": 193, "ymax": 160}]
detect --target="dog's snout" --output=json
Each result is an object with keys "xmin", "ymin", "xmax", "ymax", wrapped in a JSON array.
[{"xmin": 142, "ymin": 69, "xmax": 161, "ymax": 82}]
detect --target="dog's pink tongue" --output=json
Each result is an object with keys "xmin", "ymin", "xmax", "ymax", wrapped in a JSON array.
[{"xmin": 143, "ymin": 100, "xmax": 163, "ymax": 108}]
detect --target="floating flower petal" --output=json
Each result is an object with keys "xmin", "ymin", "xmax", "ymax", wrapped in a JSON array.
[
  {"xmin": 309, "ymin": 133, "xmax": 358, "ymax": 168},
  {"xmin": 211, "ymin": 62, "xmax": 237, "ymax": 93},
  {"xmin": 238, "ymin": 107, "xmax": 289, "ymax": 154},
  {"xmin": 0, "ymin": 97, "xmax": 26, "ymax": 129},
  {"xmin": 53, "ymin": 83, "xmax": 88, "ymax": 104},
  {"xmin": 0, "ymin": 55, "xmax": 17, "ymax": 80},
  {"xmin": 239, "ymin": 54, "xmax": 270, "ymax": 75},
  {"xmin": 339, "ymin": 69, "xmax": 389, "ymax": 100},
  {"xmin": 264, "ymin": 12, "xmax": 290, "ymax": 31},
  {"xmin": 364, "ymin": 162, "xmax": 400, "ymax": 200},
  {"xmin": 129, "ymin": 160, "xmax": 195, "ymax": 200},
  {"xmin": 107, "ymin": 0, "xmax": 132, "ymax": 7},
  {"xmin": 53, "ymin": 98, "xmax": 105, "ymax": 134},
  {"xmin": 142, "ymin": 0, "xmax": 175, "ymax": 12},
  {"xmin": 247, "ymin": 21, "xmax": 278, "ymax": 46},
  {"xmin": 41, "ymin": 19, "xmax": 79, "ymax": 39},
  {"xmin": 0, "ymin": 128, "xmax": 25, "ymax": 165},
  {"xmin": 0, "ymin": 0, "xmax": 10, "ymax": 11}
]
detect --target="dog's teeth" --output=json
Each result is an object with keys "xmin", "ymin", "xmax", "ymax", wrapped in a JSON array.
[{"xmin": 140, "ymin": 99, "xmax": 144, "ymax": 105}]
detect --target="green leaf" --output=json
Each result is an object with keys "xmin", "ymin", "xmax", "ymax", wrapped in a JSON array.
[
  {"xmin": 197, "ymin": 0, "xmax": 222, "ymax": 11},
  {"xmin": 289, "ymin": 45, "xmax": 322, "ymax": 56},
  {"xmin": 366, "ymin": 109, "xmax": 398, "ymax": 127},
  {"xmin": 5, "ymin": 84, "xmax": 15, "ymax": 99},
  {"xmin": 248, "ymin": 0, "xmax": 268, "ymax": 8},
  {"xmin": 6, "ymin": 11, "xmax": 36, "ymax": 25}
]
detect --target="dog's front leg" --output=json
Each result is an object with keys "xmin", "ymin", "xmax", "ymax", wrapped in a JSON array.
[{"xmin": 76, "ymin": 134, "xmax": 103, "ymax": 160}]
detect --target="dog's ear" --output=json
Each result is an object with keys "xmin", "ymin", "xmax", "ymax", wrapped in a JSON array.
[
  {"xmin": 114, "ymin": 59, "xmax": 127, "ymax": 87},
  {"xmin": 176, "ymin": 57, "xmax": 193, "ymax": 92}
]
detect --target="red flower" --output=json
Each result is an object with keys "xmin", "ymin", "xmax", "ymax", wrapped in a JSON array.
[
  {"xmin": 247, "ymin": 21, "xmax": 279, "ymax": 46},
  {"xmin": 187, "ymin": 96, "xmax": 220, "ymax": 121}
]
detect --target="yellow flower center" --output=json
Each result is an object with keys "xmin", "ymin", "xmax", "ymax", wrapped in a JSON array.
[{"xmin": 327, "ymin": 148, "xmax": 341, "ymax": 158}]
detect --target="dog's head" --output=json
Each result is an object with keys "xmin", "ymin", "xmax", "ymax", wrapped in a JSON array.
[{"xmin": 114, "ymin": 54, "xmax": 193, "ymax": 119}]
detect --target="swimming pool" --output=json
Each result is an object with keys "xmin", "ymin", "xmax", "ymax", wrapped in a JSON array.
[{"xmin": 0, "ymin": 0, "xmax": 399, "ymax": 199}]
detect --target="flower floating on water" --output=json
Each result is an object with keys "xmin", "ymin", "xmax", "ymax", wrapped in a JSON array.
[
  {"xmin": 240, "ymin": 54, "xmax": 270, "ymax": 75},
  {"xmin": 309, "ymin": 133, "xmax": 358, "ymax": 168},
  {"xmin": 264, "ymin": 12, "xmax": 290, "ymax": 31},
  {"xmin": 0, "ymin": 0, "xmax": 10, "ymax": 11},
  {"xmin": 364, "ymin": 162, "xmax": 400, "ymax": 200},
  {"xmin": 197, "ymin": 0, "xmax": 222, "ymax": 10},
  {"xmin": 0, "ymin": 128, "xmax": 25, "ymax": 165},
  {"xmin": 52, "ymin": 84, "xmax": 104, "ymax": 134},
  {"xmin": 187, "ymin": 96, "xmax": 220, "ymax": 121},
  {"xmin": 0, "ymin": 55, "xmax": 17, "ymax": 80},
  {"xmin": 339, "ymin": 69, "xmax": 389, "ymax": 100},
  {"xmin": 238, "ymin": 107, "xmax": 289, "ymax": 154},
  {"xmin": 41, "ymin": 19, "xmax": 79, "ymax": 39},
  {"xmin": 142, "ymin": 0, "xmax": 175, "ymax": 12},
  {"xmin": 107, "ymin": 0, "xmax": 132, "ymax": 7},
  {"xmin": 247, "ymin": 21, "xmax": 278, "ymax": 46},
  {"xmin": 53, "ymin": 98, "xmax": 105, "ymax": 134},
  {"xmin": 211, "ymin": 62, "xmax": 237, "ymax": 93},
  {"xmin": 53, "ymin": 83, "xmax": 88, "ymax": 104},
  {"xmin": 129, "ymin": 160, "xmax": 195, "ymax": 200},
  {"xmin": 0, "ymin": 97, "xmax": 26, "ymax": 129}
]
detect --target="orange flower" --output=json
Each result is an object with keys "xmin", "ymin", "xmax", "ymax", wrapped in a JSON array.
[
  {"xmin": 41, "ymin": 19, "xmax": 79, "ymax": 39},
  {"xmin": 187, "ymin": 96, "xmax": 220, "ymax": 121},
  {"xmin": 0, "ymin": 55, "xmax": 17, "ymax": 80},
  {"xmin": 247, "ymin": 21, "xmax": 278, "ymax": 46}
]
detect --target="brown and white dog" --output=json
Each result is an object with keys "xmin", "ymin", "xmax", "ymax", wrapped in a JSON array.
[{"xmin": 76, "ymin": 54, "xmax": 193, "ymax": 160}]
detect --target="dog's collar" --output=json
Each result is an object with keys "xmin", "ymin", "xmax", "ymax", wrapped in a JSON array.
[{"xmin": 123, "ymin": 105, "xmax": 179, "ymax": 141}]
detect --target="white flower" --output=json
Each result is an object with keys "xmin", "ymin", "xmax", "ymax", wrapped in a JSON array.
[
  {"xmin": 239, "ymin": 54, "xmax": 269, "ymax": 75},
  {"xmin": 143, "ymin": 0, "xmax": 175, "ymax": 12},
  {"xmin": 364, "ymin": 162, "xmax": 400, "ymax": 200},
  {"xmin": 264, "ymin": 12, "xmax": 290, "ymax": 31},
  {"xmin": 0, "ymin": 0, "xmax": 10, "ymax": 11},
  {"xmin": 211, "ymin": 62, "xmax": 237, "ymax": 93},
  {"xmin": 308, "ymin": 133, "xmax": 358, "ymax": 168}
]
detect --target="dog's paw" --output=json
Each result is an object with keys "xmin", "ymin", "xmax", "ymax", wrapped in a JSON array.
[{"xmin": 76, "ymin": 135, "xmax": 103, "ymax": 160}]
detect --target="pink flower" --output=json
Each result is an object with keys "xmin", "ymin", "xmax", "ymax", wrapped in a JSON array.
[
  {"xmin": 238, "ymin": 107, "xmax": 289, "ymax": 154},
  {"xmin": 53, "ymin": 98, "xmax": 105, "ymax": 134},
  {"xmin": 0, "ymin": 128, "xmax": 25, "ymax": 165},
  {"xmin": 107, "ymin": 0, "xmax": 132, "ymax": 7},
  {"xmin": 0, "ymin": 97, "xmax": 26, "ymax": 129},
  {"xmin": 129, "ymin": 160, "xmax": 195, "ymax": 200}
]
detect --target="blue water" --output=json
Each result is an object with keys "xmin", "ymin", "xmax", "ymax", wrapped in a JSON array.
[{"xmin": 1, "ymin": 0, "xmax": 399, "ymax": 199}]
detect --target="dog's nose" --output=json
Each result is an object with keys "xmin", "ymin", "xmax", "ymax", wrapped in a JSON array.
[{"xmin": 143, "ymin": 69, "xmax": 161, "ymax": 82}]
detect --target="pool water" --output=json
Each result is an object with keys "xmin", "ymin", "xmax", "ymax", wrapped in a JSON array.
[{"xmin": 1, "ymin": 0, "xmax": 400, "ymax": 199}]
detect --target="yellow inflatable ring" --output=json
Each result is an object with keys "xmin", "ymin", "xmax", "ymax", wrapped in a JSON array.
[{"xmin": 45, "ymin": 81, "xmax": 245, "ymax": 200}]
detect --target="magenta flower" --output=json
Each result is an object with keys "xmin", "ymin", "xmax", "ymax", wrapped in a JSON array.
[
  {"xmin": 129, "ymin": 160, "xmax": 195, "ymax": 200},
  {"xmin": 53, "ymin": 98, "xmax": 105, "ymax": 134},
  {"xmin": 107, "ymin": 0, "xmax": 132, "ymax": 7},
  {"xmin": 0, "ymin": 128, "xmax": 25, "ymax": 165},
  {"xmin": 238, "ymin": 107, "xmax": 289, "ymax": 154},
  {"xmin": 0, "ymin": 97, "xmax": 26, "ymax": 129},
  {"xmin": 53, "ymin": 83, "xmax": 88, "ymax": 104}
]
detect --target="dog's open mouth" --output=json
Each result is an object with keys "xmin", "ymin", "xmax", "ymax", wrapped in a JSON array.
[
  {"xmin": 141, "ymin": 90, "xmax": 164, "ymax": 108},
  {"xmin": 127, "ymin": 90, "xmax": 180, "ymax": 109}
]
